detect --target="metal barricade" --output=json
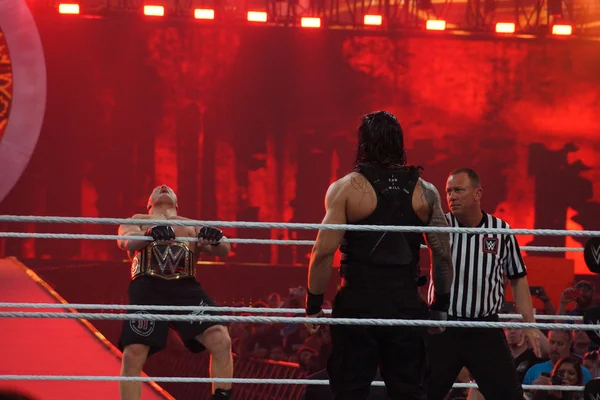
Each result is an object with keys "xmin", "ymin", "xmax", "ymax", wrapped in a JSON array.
[{"xmin": 146, "ymin": 351, "xmax": 308, "ymax": 400}]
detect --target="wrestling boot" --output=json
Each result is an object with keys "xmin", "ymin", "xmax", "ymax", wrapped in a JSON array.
[{"xmin": 212, "ymin": 388, "xmax": 232, "ymax": 399}]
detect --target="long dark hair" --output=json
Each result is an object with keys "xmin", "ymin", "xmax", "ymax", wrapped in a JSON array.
[
  {"xmin": 552, "ymin": 356, "xmax": 584, "ymax": 385},
  {"xmin": 354, "ymin": 111, "xmax": 406, "ymax": 168}
]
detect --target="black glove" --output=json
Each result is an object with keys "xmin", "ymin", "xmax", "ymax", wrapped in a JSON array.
[
  {"xmin": 198, "ymin": 227, "xmax": 223, "ymax": 246},
  {"xmin": 428, "ymin": 308, "xmax": 448, "ymax": 323},
  {"xmin": 145, "ymin": 225, "xmax": 176, "ymax": 241},
  {"xmin": 430, "ymin": 292, "xmax": 450, "ymax": 313},
  {"xmin": 429, "ymin": 292, "xmax": 450, "ymax": 333}
]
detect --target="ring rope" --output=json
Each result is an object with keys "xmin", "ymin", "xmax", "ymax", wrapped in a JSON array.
[
  {"xmin": 0, "ymin": 375, "xmax": 583, "ymax": 391},
  {"xmin": 0, "ymin": 215, "xmax": 598, "ymax": 237},
  {"xmin": 0, "ymin": 303, "xmax": 584, "ymax": 321},
  {"xmin": 0, "ymin": 312, "xmax": 594, "ymax": 330},
  {"xmin": 0, "ymin": 232, "xmax": 583, "ymax": 253}
]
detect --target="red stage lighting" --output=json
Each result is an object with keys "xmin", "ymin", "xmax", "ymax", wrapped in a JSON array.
[
  {"xmin": 364, "ymin": 15, "xmax": 382, "ymax": 26},
  {"xmin": 301, "ymin": 17, "xmax": 321, "ymax": 28},
  {"xmin": 144, "ymin": 5, "xmax": 165, "ymax": 16},
  {"xmin": 426, "ymin": 20, "xmax": 446, "ymax": 31},
  {"xmin": 552, "ymin": 24, "xmax": 572, "ymax": 35},
  {"xmin": 58, "ymin": 3, "xmax": 80, "ymax": 14},
  {"xmin": 194, "ymin": 9, "xmax": 215, "ymax": 19},
  {"xmin": 495, "ymin": 22, "xmax": 515, "ymax": 33},
  {"xmin": 247, "ymin": 11, "xmax": 267, "ymax": 22}
]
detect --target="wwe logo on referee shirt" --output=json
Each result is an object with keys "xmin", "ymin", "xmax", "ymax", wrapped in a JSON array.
[
  {"xmin": 152, "ymin": 245, "xmax": 185, "ymax": 274},
  {"xmin": 483, "ymin": 237, "xmax": 498, "ymax": 254}
]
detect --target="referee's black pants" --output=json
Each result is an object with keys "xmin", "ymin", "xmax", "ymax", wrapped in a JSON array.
[
  {"xmin": 327, "ymin": 283, "xmax": 428, "ymax": 400},
  {"xmin": 425, "ymin": 318, "xmax": 523, "ymax": 400}
]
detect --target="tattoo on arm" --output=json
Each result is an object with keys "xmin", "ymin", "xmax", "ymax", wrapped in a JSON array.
[
  {"xmin": 350, "ymin": 175, "xmax": 371, "ymax": 205},
  {"xmin": 421, "ymin": 180, "xmax": 454, "ymax": 295}
]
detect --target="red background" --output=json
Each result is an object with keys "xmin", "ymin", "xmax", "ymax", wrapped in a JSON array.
[
  {"xmin": 0, "ymin": 18, "xmax": 599, "ymax": 278},
  {"xmin": 0, "ymin": 15, "xmax": 599, "ymax": 399}
]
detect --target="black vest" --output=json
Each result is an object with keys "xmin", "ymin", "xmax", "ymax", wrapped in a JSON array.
[{"xmin": 339, "ymin": 163, "xmax": 425, "ymax": 283}]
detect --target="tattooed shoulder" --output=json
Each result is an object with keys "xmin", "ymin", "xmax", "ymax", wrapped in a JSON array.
[
  {"xmin": 420, "ymin": 179, "xmax": 441, "ymax": 207},
  {"xmin": 350, "ymin": 173, "xmax": 370, "ymax": 194},
  {"xmin": 419, "ymin": 179, "xmax": 448, "ymax": 226}
]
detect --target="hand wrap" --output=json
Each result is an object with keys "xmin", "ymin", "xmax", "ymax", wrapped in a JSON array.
[
  {"xmin": 145, "ymin": 225, "xmax": 176, "ymax": 241},
  {"xmin": 305, "ymin": 291, "xmax": 324, "ymax": 315},
  {"xmin": 198, "ymin": 227, "xmax": 223, "ymax": 246}
]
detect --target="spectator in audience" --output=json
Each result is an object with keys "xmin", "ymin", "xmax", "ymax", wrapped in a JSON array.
[
  {"xmin": 507, "ymin": 322, "xmax": 549, "ymax": 382},
  {"xmin": 279, "ymin": 287, "xmax": 309, "ymax": 352},
  {"xmin": 284, "ymin": 324, "xmax": 311, "ymax": 355},
  {"xmin": 530, "ymin": 287, "xmax": 557, "ymax": 317},
  {"xmin": 228, "ymin": 288, "xmax": 332, "ymax": 366},
  {"xmin": 297, "ymin": 346, "xmax": 321, "ymax": 375},
  {"xmin": 285, "ymin": 287, "xmax": 306, "ymax": 308},
  {"xmin": 267, "ymin": 292, "xmax": 283, "ymax": 309},
  {"xmin": 250, "ymin": 300, "xmax": 269, "ymax": 309},
  {"xmin": 468, "ymin": 323, "xmax": 549, "ymax": 400},
  {"xmin": 523, "ymin": 330, "xmax": 592, "ymax": 386},
  {"xmin": 241, "ymin": 322, "xmax": 283, "ymax": 360},
  {"xmin": 269, "ymin": 345, "xmax": 288, "ymax": 362},
  {"xmin": 572, "ymin": 322, "xmax": 592, "ymax": 359},
  {"xmin": 229, "ymin": 313, "xmax": 252, "ymax": 356},
  {"xmin": 583, "ymin": 351, "xmax": 600, "ymax": 379},
  {"xmin": 315, "ymin": 326, "xmax": 332, "ymax": 370},
  {"xmin": 558, "ymin": 281, "xmax": 595, "ymax": 317},
  {"xmin": 531, "ymin": 356, "xmax": 584, "ymax": 400}
]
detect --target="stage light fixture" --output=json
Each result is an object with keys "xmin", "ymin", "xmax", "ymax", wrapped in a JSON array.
[
  {"xmin": 426, "ymin": 20, "xmax": 446, "ymax": 31},
  {"xmin": 58, "ymin": 3, "xmax": 80, "ymax": 14},
  {"xmin": 552, "ymin": 24, "xmax": 572, "ymax": 35},
  {"xmin": 301, "ymin": 17, "xmax": 321, "ymax": 28},
  {"xmin": 194, "ymin": 9, "xmax": 215, "ymax": 19},
  {"xmin": 144, "ymin": 5, "xmax": 165, "ymax": 16},
  {"xmin": 364, "ymin": 15, "xmax": 382, "ymax": 26},
  {"xmin": 495, "ymin": 22, "xmax": 515, "ymax": 33},
  {"xmin": 247, "ymin": 11, "xmax": 267, "ymax": 22}
]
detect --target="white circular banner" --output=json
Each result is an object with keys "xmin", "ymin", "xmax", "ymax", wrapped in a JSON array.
[{"xmin": 0, "ymin": 0, "xmax": 46, "ymax": 204}]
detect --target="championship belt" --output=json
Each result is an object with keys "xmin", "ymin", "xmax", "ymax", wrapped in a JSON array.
[{"xmin": 131, "ymin": 241, "xmax": 195, "ymax": 280}]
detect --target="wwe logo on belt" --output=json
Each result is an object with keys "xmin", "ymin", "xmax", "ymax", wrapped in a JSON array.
[{"xmin": 152, "ymin": 245, "xmax": 185, "ymax": 274}]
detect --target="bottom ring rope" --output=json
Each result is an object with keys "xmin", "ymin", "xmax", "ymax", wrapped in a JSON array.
[{"xmin": 0, "ymin": 375, "xmax": 583, "ymax": 391}]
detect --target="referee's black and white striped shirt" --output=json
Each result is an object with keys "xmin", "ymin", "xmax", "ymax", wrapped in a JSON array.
[{"xmin": 428, "ymin": 211, "xmax": 527, "ymax": 319}]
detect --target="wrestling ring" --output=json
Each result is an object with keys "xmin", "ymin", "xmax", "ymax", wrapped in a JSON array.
[{"xmin": 1, "ymin": 214, "xmax": 600, "ymax": 399}]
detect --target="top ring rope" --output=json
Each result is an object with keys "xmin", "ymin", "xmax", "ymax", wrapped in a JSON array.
[
  {"xmin": 0, "ymin": 233, "xmax": 582, "ymax": 253},
  {"xmin": 0, "ymin": 215, "xmax": 598, "ymax": 237}
]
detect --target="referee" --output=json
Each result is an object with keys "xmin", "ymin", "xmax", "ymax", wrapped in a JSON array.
[{"xmin": 425, "ymin": 168, "xmax": 542, "ymax": 400}]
